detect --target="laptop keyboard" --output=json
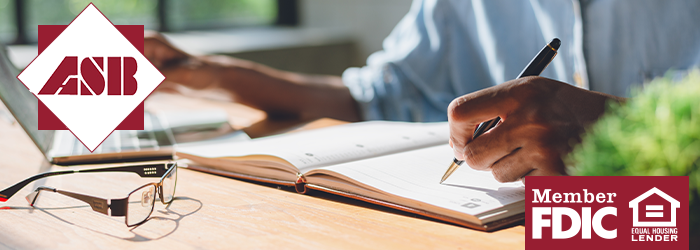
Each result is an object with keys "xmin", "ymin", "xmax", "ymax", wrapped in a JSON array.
[
  {"xmin": 69, "ymin": 112, "xmax": 173, "ymax": 155},
  {"xmin": 50, "ymin": 108, "xmax": 234, "ymax": 158}
]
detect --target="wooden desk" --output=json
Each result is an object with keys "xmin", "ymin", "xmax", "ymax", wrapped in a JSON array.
[{"xmin": 0, "ymin": 94, "xmax": 524, "ymax": 249}]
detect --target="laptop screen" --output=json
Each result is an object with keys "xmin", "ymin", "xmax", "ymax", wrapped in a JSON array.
[{"xmin": 0, "ymin": 45, "xmax": 54, "ymax": 156}]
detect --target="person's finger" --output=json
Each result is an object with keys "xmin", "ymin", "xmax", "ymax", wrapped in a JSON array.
[
  {"xmin": 488, "ymin": 147, "xmax": 534, "ymax": 183},
  {"xmin": 144, "ymin": 32, "xmax": 190, "ymax": 69},
  {"xmin": 448, "ymin": 79, "xmax": 526, "ymax": 126},
  {"xmin": 460, "ymin": 117, "xmax": 528, "ymax": 170},
  {"xmin": 494, "ymin": 146, "xmax": 566, "ymax": 184},
  {"xmin": 145, "ymin": 39, "xmax": 173, "ymax": 68},
  {"xmin": 489, "ymin": 145, "xmax": 565, "ymax": 183},
  {"xmin": 450, "ymin": 122, "xmax": 479, "ymax": 159},
  {"xmin": 448, "ymin": 79, "xmax": 531, "ymax": 160},
  {"xmin": 144, "ymin": 40, "xmax": 159, "ymax": 67},
  {"xmin": 154, "ymin": 45, "xmax": 179, "ymax": 67}
]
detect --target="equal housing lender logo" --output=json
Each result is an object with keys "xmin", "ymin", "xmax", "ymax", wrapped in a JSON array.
[
  {"xmin": 17, "ymin": 3, "xmax": 164, "ymax": 151},
  {"xmin": 526, "ymin": 176, "xmax": 689, "ymax": 249}
]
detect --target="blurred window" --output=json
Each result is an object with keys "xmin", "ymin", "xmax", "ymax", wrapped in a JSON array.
[
  {"xmin": 0, "ymin": 0, "xmax": 15, "ymax": 44},
  {"xmin": 167, "ymin": 0, "xmax": 277, "ymax": 31},
  {"xmin": 25, "ymin": 0, "xmax": 159, "ymax": 42},
  {"xmin": 5, "ymin": 0, "xmax": 292, "ymax": 44}
]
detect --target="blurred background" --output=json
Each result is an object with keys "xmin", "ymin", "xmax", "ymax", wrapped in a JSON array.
[{"xmin": 0, "ymin": 0, "xmax": 412, "ymax": 75}]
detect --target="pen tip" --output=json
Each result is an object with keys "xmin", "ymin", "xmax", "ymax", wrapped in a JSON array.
[{"xmin": 549, "ymin": 38, "xmax": 561, "ymax": 50}]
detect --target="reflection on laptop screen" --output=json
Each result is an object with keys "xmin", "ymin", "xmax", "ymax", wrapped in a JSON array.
[{"xmin": 0, "ymin": 45, "xmax": 54, "ymax": 155}]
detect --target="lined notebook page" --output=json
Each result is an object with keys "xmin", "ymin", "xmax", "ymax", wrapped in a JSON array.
[
  {"xmin": 177, "ymin": 121, "xmax": 450, "ymax": 171},
  {"xmin": 317, "ymin": 144, "xmax": 525, "ymax": 216}
]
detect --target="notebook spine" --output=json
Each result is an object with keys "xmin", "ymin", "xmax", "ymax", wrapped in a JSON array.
[{"xmin": 295, "ymin": 173, "xmax": 307, "ymax": 194}]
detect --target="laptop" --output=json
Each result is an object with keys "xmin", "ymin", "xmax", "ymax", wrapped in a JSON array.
[{"xmin": 0, "ymin": 45, "xmax": 239, "ymax": 165}]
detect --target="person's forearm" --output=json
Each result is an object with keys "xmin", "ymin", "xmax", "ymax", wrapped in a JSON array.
[{"xmin": 171, "ymin": 55, "xmax": 361, "ymax": 121}]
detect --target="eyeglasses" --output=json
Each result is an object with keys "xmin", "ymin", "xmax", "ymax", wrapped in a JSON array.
[{"xmin": 0, "ymin": 162, "xmax": 178, "ymax": 227}]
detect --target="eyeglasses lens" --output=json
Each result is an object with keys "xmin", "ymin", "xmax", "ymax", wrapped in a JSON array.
[
  {"xmin": 127, "ymin": 184, "xmax": 156, "ymax": 226},
  {"xmin": 162, "ymin": 166, "xmax": 177, "ymax": 203}
]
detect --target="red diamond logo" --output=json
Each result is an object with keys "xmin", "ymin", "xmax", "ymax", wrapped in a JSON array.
[{"xmin": 17, "ymin": 3, "xmax": 164, "ymax": 152}]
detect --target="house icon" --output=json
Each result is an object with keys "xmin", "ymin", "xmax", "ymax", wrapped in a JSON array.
[{"xmin": 629, "ymin": 187, "xmax": 680, "ymax": 227}]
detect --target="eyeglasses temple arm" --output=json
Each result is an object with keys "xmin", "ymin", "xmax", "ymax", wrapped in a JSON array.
[
  {"xmin": 0, "ymin": 163, "xmax": 175, "ymax": 202},
  {"xmin": 78, "ymin": 163, "xmax": 175, "ymax": 178},
  {"xmin": 26, "ymin": 186, "xmax": 127, "ymax": 217},
  {"xmin": 0, "ymin": 170, "xmax": 75, "ymax": 202}
]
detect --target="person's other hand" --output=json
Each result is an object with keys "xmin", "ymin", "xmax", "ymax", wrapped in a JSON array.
[
  {"xmin": 144, "ymin": 31, "xmax": 189, "ymax": 69},
  {"xmin": 447, "ymin": 77, "xmax": 624, "ymax": 183},
  {"xmin": 144, "ymin": 31, "xmax": 219, "ymax": 91}
]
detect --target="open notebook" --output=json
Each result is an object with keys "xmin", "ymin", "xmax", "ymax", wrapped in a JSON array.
[{"xmin": 176, "ymin": 121, "xmax": 525, "ymax": 231}]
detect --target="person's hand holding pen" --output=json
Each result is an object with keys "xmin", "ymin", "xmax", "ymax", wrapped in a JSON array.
[{"xmin": 447, "ymin": 76, "xmax": 625, "ymax": 183}]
